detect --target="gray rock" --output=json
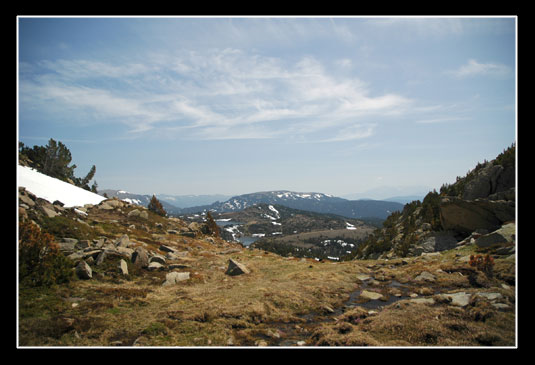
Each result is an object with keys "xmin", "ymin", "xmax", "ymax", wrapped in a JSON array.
[
  {"xmin": 41, "ymin": 205, "xmax": 58, "ymax": 218},
  {"xmin": 76, "ymin": 260, "xmax": 92, "ymax": 280},
  {"xmin": 148, "ymin": 261, "xmax": 164, "ymax": 271},
  {"xmin": 98, "ymin": 202, "xmax": 114, "ymax": 210},
  {"xmin": 76, "ymin": 240, "xmax": 91, "ymax": 250},
  {"xmin": 162, "ymin": 271, "xmax": 190, "ymax": 286},
  {"xmin": 96, "ymin": 250, "xmax": 107, "ymax": 266},
  {"xmin": 160, "ymin": 244, "xmax": 178, "ymax": 253},
  {"xmin": 115, "ymin": 234, "xmax": 132, "ymax": 248},
  {"xmin": 475, "ymin": 292, "xmax": 503, "ymax": 301},
  {"xmin": 436, "ymin": 292, "xmax": 471, "ymax": 307},
  {"xmin": 105, "ymin": 199, "xmax": 123, "ymax": 208},
  {"xmin": 410, "ymin": 298, "xmax": 435, "ymax": 305},
  {"xmin": 359, "ymin": 290, "xmax": 384, "ymax": 301},
  {"xmin": 414, "ymin": 271, "xmax": 436, "ymax": 282},
  {"xmin": 225, "ymin": 259, "xmax": 250, "ymax": 276},
  {"xmin": 132, "ymin": 247, "xmax": 149, "ymax": 268},
  {"xmin": 439, "ymin": 197, "xmax": 515, "ymax": 236},
  {"xmin": 356, "ymin": 274, "xmax": 372, "ymax": 282},
  {"xmin": 412, "ymin": 232, "xmax": 458, "ymax": 256},
  {"xmin": 19, "ymin": 194, "xmax": 35, "ymax": 207},
  {"xmin": 475, "ymin": 223, "xmax": 515, "ymax": 248},
  {"xmin": 118, "ymin": 259, "xmax": 129, "ymax": 276},
  {"xmin": 462, "ymin": 164, "xmax": 504, "ymax": 200},
  {"xmin": 128, "ymin": 209, "xmax": 141, "ymax": 218},
  {"xmin": 58, "ymin": 238, "xmax": 78, "ymax": 252},
  {"xmin": 139, "ymin": 210, "xmax": 149, "ymax": 219},
  {"xmin": 149, "ymin": 254, "xmax": 166, "ymax": 265}
]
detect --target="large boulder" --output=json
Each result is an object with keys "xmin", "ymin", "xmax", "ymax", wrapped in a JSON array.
[
  {"xmin": 475, "ymin": 223, "xmax": 516, "ymax": 248},
  {"xmin": 411, "ymin": 232, "xmax": 458, "ymax": 255},
  {"xmin": 439, "ymin": 197, "xmax": 515, "ymax": 236}
]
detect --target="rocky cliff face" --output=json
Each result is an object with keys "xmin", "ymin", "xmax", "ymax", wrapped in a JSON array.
[{"xmin": 356, "ymin": 145, "xmax": 516, "ymax": 260}]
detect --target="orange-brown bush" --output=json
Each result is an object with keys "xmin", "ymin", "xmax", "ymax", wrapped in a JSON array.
[
  {"xmin": 469, "ymin": 254, "xmax": 494, "ymax": 278},
  {"xmin": 19, "ymin": 220, "xmax": 73, "ymax": 287}
]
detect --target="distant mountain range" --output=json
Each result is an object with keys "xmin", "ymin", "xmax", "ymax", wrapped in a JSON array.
[{"xmin": 101, "ymin": 189, "xmax": 404, "ymax": 220}]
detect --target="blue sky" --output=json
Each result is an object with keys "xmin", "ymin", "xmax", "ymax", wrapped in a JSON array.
[{"xmin": 17, "ymin": 16, "xmax": 516, "ymax": 198}]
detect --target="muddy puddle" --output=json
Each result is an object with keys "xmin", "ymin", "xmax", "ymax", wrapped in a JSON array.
[{"xmin": 268, "ymin": 279, "xmax": 416, "ymax": 346}]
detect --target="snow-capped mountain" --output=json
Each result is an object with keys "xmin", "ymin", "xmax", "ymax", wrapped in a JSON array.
[{"xmin": 178, "ymin": 190, "xmax": 403, "ymax": 219}]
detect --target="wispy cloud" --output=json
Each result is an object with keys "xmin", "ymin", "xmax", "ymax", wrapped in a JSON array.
[
  {"xmin": 19, "ymin": 48, "xmax": 415, "ymax": 142},
  {"xmin": 447, "ymin": 59, "xmax": 512, "ymax": 78},
  {"xmin": 415, "ymin": 116, "xmax": 471, "ymax": 124}
]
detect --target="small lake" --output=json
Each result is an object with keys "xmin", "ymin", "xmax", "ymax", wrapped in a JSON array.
[{"xmin": 215, "ymin": 220, "xmax": 260, "ymax": 247}]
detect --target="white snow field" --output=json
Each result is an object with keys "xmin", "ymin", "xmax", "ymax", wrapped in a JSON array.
[{"xmin": 18, "ymin": 165, "xmax": 106, "ymax": 208}]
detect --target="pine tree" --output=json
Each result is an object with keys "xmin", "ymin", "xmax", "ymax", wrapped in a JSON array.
[
  {"xmin": 205, "ymin": 211, "xmax": 220, "ymax": 238},
  {"xmin": 148, "ymin": 195, "xmax": 166, "ymax": 216}
]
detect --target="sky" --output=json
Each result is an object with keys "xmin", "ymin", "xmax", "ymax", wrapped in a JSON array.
[{"xmin": 17, "ymin": 16, "xmax": 516, "ymax": 198}]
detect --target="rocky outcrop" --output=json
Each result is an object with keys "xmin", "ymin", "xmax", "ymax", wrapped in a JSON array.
[
  {"xmin": 439, "ymin": 197, "xmax": 515, "ymax": 237},
  {"xmin": 409, "ymin": 232, "xmax": 458, "ymax": 256},
  {"xmin": 462, "ymin": 161, "xmax": 515, "ymax": 201}
]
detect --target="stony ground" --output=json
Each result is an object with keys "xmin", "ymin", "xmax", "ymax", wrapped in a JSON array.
[
  {"xmin": 18, "ymin": 241, "xmax": 516, "ymax": 347},
  {"xmin": 18, "ymin": 196, "xmax": 516, "ymax": 347}
]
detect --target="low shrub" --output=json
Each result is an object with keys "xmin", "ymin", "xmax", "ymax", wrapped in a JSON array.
[
  {"xmin": 19, "ymin": 220, "xmax": 73, "ymax": 287},
  {"xmin": 469, "ymin": 254, "xmax": 494, "ymax": 278}
]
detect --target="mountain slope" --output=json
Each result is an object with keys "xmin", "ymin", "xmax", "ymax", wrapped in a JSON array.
[
  {"xmin": 100, "ymin": 189, "xmax": 181, "ymax": 214},
  {"xmin": 179, "ymin": 190, "xmax": 403, "ymax": 219}
]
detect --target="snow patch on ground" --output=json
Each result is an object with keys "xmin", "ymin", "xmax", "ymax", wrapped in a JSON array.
[{"xmin": 18, "ymin": 165, "xmax": 106, "ymax": 208}]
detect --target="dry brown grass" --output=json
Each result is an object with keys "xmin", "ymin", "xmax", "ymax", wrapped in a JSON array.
[{"xmin": 19, "ymin": 208, "xmax": 516, "ymax": 348}]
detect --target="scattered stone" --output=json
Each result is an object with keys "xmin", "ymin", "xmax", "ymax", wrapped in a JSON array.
[
  {"xmin": 98, "ymin": 202, "xmax": 114, "ymax": 210},
  {"xmin": 225, "ymin": 259, "xmax": 250, "ymax": 276},
  {"xmin": 128, "ymin": 209, "xmax": 141, "ymax": 218},
  {"xmin": 410, "ymin": 298, "xmax": 435, "ymax": 305},
  {"xmin": 360, "ymin": 290, "xmax": 384, "ymax": 301},
  {"xmin": 475, "ymin": 292, "xmax": 503, "ymax": 301},
  {"xmin": 118, "ymin": 259, "xmax": 128, "ymax": 276},
  {"xmin": 76, "ymin": 260, "xmax": 92, "ymax": 280},
  {"xmin": 162, "ymin": 271, "xmax": 190, "ymax": 286},
  {"xmin": 149, "ymin": 254, "xmax": 166, "ymax": 265},
  {"xmin": 41, "ymin": 205, "xmax": 58, "ymax": 218},
  {"xmin": 436, "ymin": 292, "xmax": 471, "ymax": 307},
  {"xmin": 160, "ymin": 244, "xmax": 178, "ymax": 253},
  {"xmin": 414, "ymin": 271, "xmax": 436, "ymax": 283},
  {"xmin": 148, "ymin": 262, "xmax": 164, "ymax": 271},
  {"xmin": 115, "ymin": 234, "xmax": 132, "ymax": 248},
  {"xmin": 492, "ymin": 303, "xmax": 510, "ymax": 311},
  {"xmin": 356, "ymin": 274, "xmax": 372, "ymax": 282},
  {"xmin": 132, "ymin": 247, "xmax": 149, "ymax": 268}
]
